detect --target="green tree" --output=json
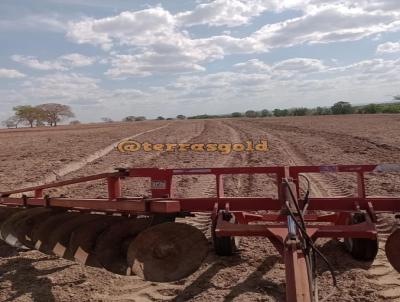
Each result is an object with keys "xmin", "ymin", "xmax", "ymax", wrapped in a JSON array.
[
  {"xmin": 134, "ymin": 116, "xmax": 146, "ymax": 121},
  {"xmin": 231, "ymin": 112, "xmax": 242, "ymax": 118},
  {"xmin": 363, "ymin": 103, "xmax": 380, "ymax": 114},
  {"xmin": 156, "ymin": 116, "xmax": 165, "ymax": 120},
  {"xmin": 273, "ymin": 109, "xmax": 289, "ymax": 117},
  {"xmin": 260, "ymin": 109, "xmax": 271, "ymax": 117},
  {"xmin": 331, "ymin": 101, "xmax": 354, "ymax": 115},
  {"xmin": 176, "ymin": 115, "xmax": 186, "ymax": 120},
  {"xmin": 123, "ymin": 116, "xmax": 135, "ymax": 122},
  {"xmin": 13, "ymin": 105, "xmax": 41, "ymax": 128},
  {"xmin": 245, "ymin": 110, "xmax": 258, "ymax": 118},
  {"xmin": 36, "ymin": 103, "xmax": 75, "ymax": 126},
  {"xmin": 291, "ymin": 108, "xmax": 309, "ymax": 116}
]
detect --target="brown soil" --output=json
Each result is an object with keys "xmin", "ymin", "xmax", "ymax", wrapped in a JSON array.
[{"xmin": 0, "ymin": 115, "xmax": 399, "ymax": 302}]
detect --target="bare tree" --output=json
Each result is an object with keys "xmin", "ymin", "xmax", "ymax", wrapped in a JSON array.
[
  {"xmin": 36, "ymin": 103, "xmax": 75, "ymax": 126},
  {"xmin": 2, "ymin": 116, "xmax": 21, "ymax": 128}
]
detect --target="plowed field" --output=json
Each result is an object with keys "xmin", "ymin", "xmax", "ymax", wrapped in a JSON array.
[{"xmin": 1, "ymin": 115, "xmax": 399, "ymax": 302}]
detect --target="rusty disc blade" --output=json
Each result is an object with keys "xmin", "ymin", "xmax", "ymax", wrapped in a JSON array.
[
  {"xmin": 0, "ymin": 207, "xmax": 49, "ymax": 248},
  {"xmin": 48, "ymin": 214, "xmax": 104, "ymax": 258},
  {"xmin": 127, "ymin": 222, "xmax": 208, "ymax": 282},
  {"xmin": 31, "ymin": 212, "xmax": 79, "ymax": 253},
  {"xmin": 385, "ymin": 228, "xmax": 400, "ymax": 272},
  {"xmin": 94, "ymin": 217, "xmax": 152, "ymax": 275},
  {"xmin": 67, "ymin": 215, "xmax": 125, "ymax": 267}
]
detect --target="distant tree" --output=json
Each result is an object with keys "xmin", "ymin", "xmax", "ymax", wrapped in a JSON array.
[
  {"xmin": 331, "ymin": 101, "xmax": 354, "ymax": 115},
  {"xmin": 101, "ymin": 117, "xmax": 114, "ymax": 123},
  {"xmin": 176, "ymin": 115, "xmax": 186, "ymax": 120},
  {"xmin": 363, "ymin": 103, "xmax": 380, "ymax": 114},
  {"xmin": 231, "ymin": 112, "xmax": 242, "ymax": 118},
  {"xmin": 134, "ymin": 116, "xmax": 146, "ymax": 121},
  {"xmin": 2, "ymin": 116, "xmax": 21, "ymax": 128},
  {"xmin": 245, "ymin": 110, "xmax": 258, "ymax": 118},
  {"xmin": 13, "ymin": 105, "xmax": 41, "ymax": 128},
  {"xmin": 166, "ymin": 117, "xmax": 174, "ymax": 120},
  {"xmin": 291, "ymin": 107, "xmax": 309, "ymax": 116},
  {"xmin": 382, "ymin": 104, "xmax": 400, "ymax": 113},
  {"xmin": 273, "ymin": 109, "xmax": 289, "ymax": 117},
  {"xmin": 123, "ymin": 116, "xmax": 136, "ymax": 122},
  {"xmin": 260, "ymin": 109, "xmax": 271, "ymax": 117},
  {"xmin": 156, "ymin": 116, "xmax": 165, "ymax": 120},
  {"xmin": 70, "ymin": 120, "xmax": 81, "ymax": 125},
  {"xmin": 315, "ymin": 106, "xmax": 331, "ymax": 115},
  {"xmin": 394, "ymin": 95, "xmax": 400, "ymax": 101},
  {"xmin": 36, "ymin": 103, "xmax": 74, "ymax": 126}
]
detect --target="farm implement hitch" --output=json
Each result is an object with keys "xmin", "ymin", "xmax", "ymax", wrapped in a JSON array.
[{"xmin": 1, "ymin": 164, "xmax": 400, "ymax": 302}]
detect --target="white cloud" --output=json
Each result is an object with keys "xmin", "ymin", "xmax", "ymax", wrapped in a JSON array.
[
  {"xmin": 105, "ymin": 52, "xmax": 205, "ymax": 78},
  {"xmin": 64, "ymin": 3, "xmax": 400, "ymax": 79},
  {"xmin": 251, "ymin": 5, "xmax": 400, "ymax": 48},
  {"xmin": 234, "ymin": 58, "xmax": 326, "ymax": 79},
  {"xmin": 0, "ymin": 15, "xmax": 67, "ymax": 33},
  {"xmin": 59, "ymin": 53, "xmax": 97, "ymax": 67},
  {"xmin": 377, "ymin": 41, "xmax": 400, "ymax": 53},
  {"xmin": 176, "ymin": 0, "xmax": 271, "ymax": 27},
  {"xmin": 11, "ymin": 53, "xmax": 96, "ymax": 71},
  {"xmin": 273, "ymin": 58, "xmax": 326, "ymax": 73},
  {"xmin": 67, "ymin": 7, "xmax": 177, "ymax": 50},
  {"xmin": 0, "ymin": 68, "xmax": 26, "ymax": 78}
]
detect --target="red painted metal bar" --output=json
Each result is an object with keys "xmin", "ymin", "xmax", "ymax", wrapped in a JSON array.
[
  {"xmin": 0, "ymin": 171, "xmax": 123, "ymax": 197},
  {"xmin": 284, "ymin": 241, "xmax": 312, "ymax": 302},
  {"xmin": 107, "ymin": 177, "xmax": 122, "ymax": 200}
]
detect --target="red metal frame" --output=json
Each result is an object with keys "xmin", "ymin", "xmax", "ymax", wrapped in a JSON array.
[{"xmin": 1, "ymin": 164, "xmax": 399, "ymax": 302}]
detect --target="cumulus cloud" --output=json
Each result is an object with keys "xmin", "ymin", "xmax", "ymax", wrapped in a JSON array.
[
  {"xmin": 176, "ymin": 0, "xmax": 271, "ymax": 27},
  {"xmin": 377, "ymin": 41, "xmax": 400, "ymax": 53},
  {"xmin": 105, "ymin": 53, "xmax": 206, "ymax": 78},
  {"xmin": 66, "ymin": 7, "xmax": 177, "ymax": 50},
  {"xmin": 11, "ymin": 53, "xmax": 96, "ymax": 71},
  {"xmin": 64, "ymin": 2, "xmax": 400, "ymax": 78},
  {"xmin": 0, "ymin": 68, "xmax": 26, "ymax": 78},
  {"xmin": 251, "ymin": 5, "xmax": 400, "ymax": 48}
]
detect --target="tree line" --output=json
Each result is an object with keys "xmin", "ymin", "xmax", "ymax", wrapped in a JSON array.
[
  {"xmin": 187, "ymin": 100, "xmax": 400, "ymax": 119},
  {"xmin": 2, "ymin": 103, "xmax": 75, "ymax": 128}
]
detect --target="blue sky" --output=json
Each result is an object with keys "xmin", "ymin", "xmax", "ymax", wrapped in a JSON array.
[{"xmin": 0, "ymin": 0, "xmax": 400, "ymax": 122}]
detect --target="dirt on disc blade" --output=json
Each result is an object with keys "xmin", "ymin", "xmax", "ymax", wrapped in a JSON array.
[
  {"xmin": 12, "ymin": 208, "xmax": 60, "ymax": 248},
  {"xmin": 67, "ymin": 215, "xmax": 126, "ymax": 267},
  {"xmin": 127, "ymin": 222, "xmax": 209, "ymax": 282},
  {"xmin": 0, "ymin": 207, "xmax": 49, "ymax": 248},
  {"xmin": 94, "ymin": 217, "xmax": 152, "ymax": 275},
  {"xmin": 31, "ymin": 211, "xmax": 80, "ymax": 253},
  {"xmin": 47, "ymin": 213, "xmax": 104, "ymax": 259}
]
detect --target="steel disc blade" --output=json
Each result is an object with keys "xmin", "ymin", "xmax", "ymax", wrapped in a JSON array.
[
  {"xmin": 67, "ymin": 215, "xmax": 125, "ymax": 267},
  {"xmin": 12, "ymin": 208, "xmax": 59, "ymax": 248},
  {"xmin": 385, "ymin": 228, "xmax": 400, "ymax": 272},
  {"xmin": 94, "ymin": 217, "xmax": 152, "ymax": 275},
  {"xmin": 0, "ymin": 207, "xmax": 22, "ymax": 226},
  {"xmin": 48, "ymin": 214, "xmax": 104, "ymax": 258},
  {"xmin": 0, "ymin": 208, "xmax": 49, "ymax": 248},
  {"xmin": 31, "ymin": 212, "xmax": 79, "ymax": 253},
  {"xmin": 127, "ymin": 222, "xmax": 209, "ymax": 282}
]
